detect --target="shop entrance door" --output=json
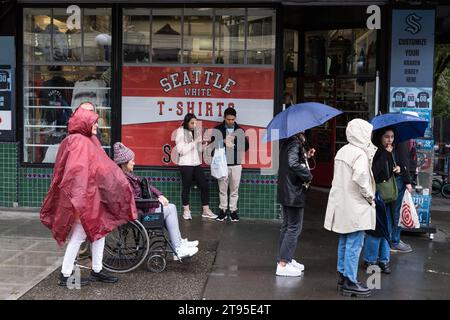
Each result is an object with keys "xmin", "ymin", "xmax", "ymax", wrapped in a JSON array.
[{"xmin": 299, "ymin": 76, "xmax": 337, "ymax": 187}]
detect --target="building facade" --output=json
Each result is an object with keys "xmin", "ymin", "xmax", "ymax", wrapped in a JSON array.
[{"xmin": 0, "ymin": 0, "xmax": 447, "ymax": 220}]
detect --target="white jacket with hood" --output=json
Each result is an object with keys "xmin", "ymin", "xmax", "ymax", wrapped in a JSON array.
[
  {"xmin": 324, "ymin": 119, "xmax": 378, "ymax": 234},
  {"xmin": 175, "ymin": 127, "xmax": 202, "ymax": 166}
]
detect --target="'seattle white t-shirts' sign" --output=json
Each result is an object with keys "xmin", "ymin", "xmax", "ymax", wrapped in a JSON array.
[{"xmin": 121, "ymin": 66, "xmax": 275, "ymax": 167}]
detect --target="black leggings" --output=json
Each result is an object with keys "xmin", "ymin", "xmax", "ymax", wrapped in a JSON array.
[{"xmin": 179, "ymin": 165, "xmax": 209, "ymax": 206}]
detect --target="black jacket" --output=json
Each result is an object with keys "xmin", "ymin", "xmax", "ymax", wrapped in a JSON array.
[
  {"xmin": 394, "ymin": 141, "xmax": 414, "ymax": 184},
  {"xmin": 372, "ymin": 148, "xmax": 396, "ymax": 184},
  {"xmin": 210, "ymin": 121, "xmax": 249, "ymax": 166},
  {"xmin": 277, "ymin": 137, "xmax": 313, "ymax": 207}
]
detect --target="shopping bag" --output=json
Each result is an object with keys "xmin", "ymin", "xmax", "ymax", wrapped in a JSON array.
[
  {"xmin": 211, "ymin": 148, "xmax": 228, "ymax": 179},
  {"xmin": 399, "ymin": 190, "xmax": 420, "ymax": 229}
]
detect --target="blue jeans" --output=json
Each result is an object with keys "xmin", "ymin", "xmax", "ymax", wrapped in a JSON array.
[
  {"xmin": 392, "ymin": 176, "xmax": 406, "ymax": 246},
  {"xmin": 337, "ymin": 231, "xmax": 365, "ymax": 284},
  {"xmin": 363, "ymin": 203, "xmax": 393, "ymax": 264}
]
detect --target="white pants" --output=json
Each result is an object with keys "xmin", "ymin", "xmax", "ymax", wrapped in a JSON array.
[
  {"xmin": 155, "ymin": 203, "xmax": 182, "ymax": 249},
  {"xmin": 61, "ymin": 222, "xmax": 105, "ymax": 276},
  {"xmin": 218, "ymin": 165, "xmax": 242, "ymax": 212}
]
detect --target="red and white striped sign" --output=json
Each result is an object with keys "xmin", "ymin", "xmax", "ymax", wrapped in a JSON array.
[{"xmin": 122, "ymin": 66, "xmax": 275, "ymax": 167}]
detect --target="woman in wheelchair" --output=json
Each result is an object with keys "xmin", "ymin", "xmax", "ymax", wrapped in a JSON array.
[{"xmin": 113, "ymin": 142, "xmax": 199, "ymax": 260}]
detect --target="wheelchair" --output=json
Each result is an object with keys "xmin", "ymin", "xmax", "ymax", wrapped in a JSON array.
[{"xmin": 102, "ymin": 198, "xmax": 184, "ymax": 273}]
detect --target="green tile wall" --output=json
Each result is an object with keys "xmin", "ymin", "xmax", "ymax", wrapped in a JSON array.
[
  {"xmin": 0, "ymin": 143, "xmax": 18, "ymax": 207},
  {"xmin": 19, "ymin": 167, "xmax": 53, "ymax": 207}
]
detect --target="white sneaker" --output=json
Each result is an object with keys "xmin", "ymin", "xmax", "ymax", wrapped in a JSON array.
[
  {"xmin": 201, "ymin": 210, "xmax": 218, "ymax": 219},
  {"xmin": 276, "ymin": 263, "xmax": 302, "ymax": 277},
  {"xmin": 290, "ymin": 259, "xmax": 305, "ymax": 272},
  {"xmin": 181, "ymin": 238, "xmax": 199, "ymax": 248},
  {"xmin": 174, "ymin": 246, "xmax": 198, "ymax": 260},
  {"xmin": 183, "ymin": 211, "xmax": 192, "ymax": 220}
]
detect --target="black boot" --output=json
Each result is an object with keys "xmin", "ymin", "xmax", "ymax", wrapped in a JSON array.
[
  {"xmin": 90, "ymin": 270, "xmax": 119, "ymax": 283},
  {"xmin": 337, "ymin": 272, "xmax": 346, "ymax": 292},
  {"xmin": 341, "ymin": 278, "xmax": 372, "ymax": 298},
  {"xmin": 379, "ymin": 262, "xmax": 392, "ymax": 274},
  {"xmin": 362, "ymin": 261, "xmax": 378, "ymax": 271},
  {"xmin": 58, "ymin": 272, "xmax": 90, "ymax": 287}
]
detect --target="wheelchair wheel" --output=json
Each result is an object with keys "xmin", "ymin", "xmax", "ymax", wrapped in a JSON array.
[
  {"xmin": 146, "ymin": 254, "xmax": 166, "ymax": 273},
  {"xmin": 103, "ymin": 220, "xmax": 150, "ymax": 273},
  {"xmin": 441, "ymin": 183, "xmax": 450, "ymax": 199},
  {"xmin": 146, "ymin": 243, "xmax": 167, "ymax": 272},
  {"xmin": 432, "ymin": 179, "xmax": 442, "ymax": 196}
]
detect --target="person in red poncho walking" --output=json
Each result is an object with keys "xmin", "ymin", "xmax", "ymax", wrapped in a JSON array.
[{"xmin": 40, "ymin": 107, "xmax": 137, "ymax": 287}]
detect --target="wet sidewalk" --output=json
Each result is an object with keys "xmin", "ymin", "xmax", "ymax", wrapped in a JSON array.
[
  {"xmin": 2, "ymin": 190, "xmax": 450, "ymax": 300},
  {"xmin": 0, "ymin": 210, "xmax": 65, "ymax": 300}
]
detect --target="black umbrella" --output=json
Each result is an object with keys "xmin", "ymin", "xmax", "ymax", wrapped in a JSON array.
[{"xmin": 366, "ymin": 192, "xmax": 391, "ymax": 243}]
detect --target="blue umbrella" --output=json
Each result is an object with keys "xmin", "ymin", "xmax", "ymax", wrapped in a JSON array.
[
  {"xmin": 370, "ymin": 113, "xmax": 428, "ymax": 142},
  {"xmin": 263, "ymin": 102, "xmax": 343, "ymax": 142}
]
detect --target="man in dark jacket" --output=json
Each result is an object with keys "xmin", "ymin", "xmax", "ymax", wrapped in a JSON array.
[
  {"xmin": 392, "ymin": 139, "xmax": 415, "ymax": 253},
  {"xmin": 276, "ymin": 132, "xmax": 314, "ymax": 277},
  {"xmin": 210, "ymin": 107, "xmax": 249, "ymax": 222}
]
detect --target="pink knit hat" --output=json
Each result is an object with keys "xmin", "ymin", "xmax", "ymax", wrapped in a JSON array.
[{"xmin": 113, "ymin": 142, "xmax": 135, "ymax": 165}]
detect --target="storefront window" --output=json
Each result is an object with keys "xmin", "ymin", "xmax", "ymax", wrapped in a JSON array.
[
  {"xmin": 23, "ymin": 8, "xmax": 112, "ymax": 164},
  {"xmin": 284, "ymin": 29, "xmax": 299, "ymax": 72},
  {"xmin": 82, "ymin": 8, "xmax": 112, "ymax": 63},
  {"xmin": 247, "ymin": 9, "xmax": 275, "ymax": 65},
  {"xmin": 152, "ymin": 9, "xmax": 182, "ymax": 64},
  {"xmin": 123, "ymin": 9, "xmax": 151, "ymax": 63},
  {"xmin": 123, "ymin": 8, "xmax": 275, "ymax": 66},
  {"xmin": 215, "ymin": 8, "xmax": 246, "ymax": 64},
  {"xmin": 183, "ymin": 8, "xmax": 214, "ymax": 64},
  {"xmin": 305, "ymin": 29, "xmax": 377, "ymax": 76}
]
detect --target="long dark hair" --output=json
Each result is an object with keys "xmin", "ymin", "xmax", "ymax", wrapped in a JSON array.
[
  {"xmin": 373, "ymin": 126, "xmax": 396, "ymax": 148},
  {"xmin": 182, "ymin": 113, "xmax": 197, "ymax": 131}
]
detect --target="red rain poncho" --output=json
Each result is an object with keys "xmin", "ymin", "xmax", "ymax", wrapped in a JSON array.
[{"xmin": 40, "ymin": 108, "xmax": 137, "ymax": 246}]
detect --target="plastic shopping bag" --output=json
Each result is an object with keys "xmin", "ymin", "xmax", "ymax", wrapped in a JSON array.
[
  {"xmin": 399, "ymin": 190, "xmax": 420, "ymax": 229},
  {"xmin": 211, "ymin": 148, "xmax": 228, "ymax": 179}
]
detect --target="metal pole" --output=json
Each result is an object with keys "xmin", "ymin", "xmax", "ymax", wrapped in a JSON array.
[{"xmin": 375, "ymin": 70, "xmax": 380, "ymax": 116}]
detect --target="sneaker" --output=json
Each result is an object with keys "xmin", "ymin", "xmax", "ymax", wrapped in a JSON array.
[
  {"xmin": 341, "ymin": 278, "xmax": 372, "ymax": 298},
  {"xmin": 181, "ymin": 238, "xmax": 199, "ymax": 248},
  {"xmin": 89, "ymin": 270, "xmax": 119, "ymax": 283},
  {"xmin": 174, "ymin": 245, "xmax": 199, "ymax": 260},
  {"xmin": 216, "ymin": 209, "xmax": 228, "ymax": 221},
  {"xmin": 276, "ymin": 263, "xmax": 302, "ymax": 277},
  {"xmin": 183, "ymin": 211, "xmax": 192, "ymax": 220},
  {"xmin": 58, "ymin": 272, "xmax": 89, "ymax": 287},
  {"xmin": 390, "ymin": 240, "xmax": 412, "ymax": 253},
  {"xmin": 230, "ymin": 211, "xmax": 240, "ymax": 222},
  {"xmin": 289, "ymin": 259, "xmax": 305, "ymax": 272},
  {"xmin": 202, "ymin": 209, "xmax": 218, "ymax": 219},
  {"xmin": 379, "ymin": 262, "xmax": 392, "ymax": 274}
]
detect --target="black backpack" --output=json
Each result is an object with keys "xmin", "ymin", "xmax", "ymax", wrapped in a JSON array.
[{"xmin": 139, "ymin": 178, "xmax": 157, "ymax": 200}]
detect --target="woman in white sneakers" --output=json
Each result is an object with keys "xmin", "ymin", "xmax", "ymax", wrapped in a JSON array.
[{"xmin": 175, "ymin": 113, "xmax": 217, "ymax": 220}]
